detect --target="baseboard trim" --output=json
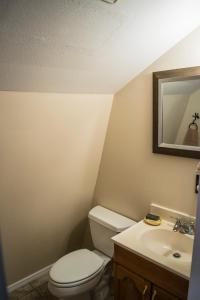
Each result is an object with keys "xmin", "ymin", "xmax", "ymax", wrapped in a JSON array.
[{"xmin": 7, "ymin": 264, "xmax": 53, "ymax": 293}]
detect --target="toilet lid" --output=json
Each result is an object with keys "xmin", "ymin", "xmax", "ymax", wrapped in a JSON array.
[{"xmin": 49, "ymin": 249, "xmax": 104, "ymax": 284}]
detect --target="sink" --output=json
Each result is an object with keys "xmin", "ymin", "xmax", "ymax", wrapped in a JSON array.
[
  {"xmin": 141, "ymin": 228, "xmax": 193, "ymax": 262},
  {"xmin": 112, "ymin": 220, "xmax": 194, "ymax": 279}
]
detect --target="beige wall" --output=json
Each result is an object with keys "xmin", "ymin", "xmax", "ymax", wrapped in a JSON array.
[
  {"xmin": 94, "ymin": 27, "xmax": 200, "ymax": 222},
  {"xmin": 0, "ymin": 92, "xmax": 112, "ymax": 284}
]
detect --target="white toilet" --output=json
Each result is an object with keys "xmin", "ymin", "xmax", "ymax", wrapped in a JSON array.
[{"xmin": 48, "ymin": 206, "xmax": 135, "ymax": 299}]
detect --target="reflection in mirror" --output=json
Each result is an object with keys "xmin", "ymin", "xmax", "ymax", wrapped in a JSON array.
[
  {"xmin": 153, "ymin": 67, "xmax": 200, "ymax": 159},
  {"xmin": 162, "ymin": 79, "xmax": 200, "ymax": 146}
]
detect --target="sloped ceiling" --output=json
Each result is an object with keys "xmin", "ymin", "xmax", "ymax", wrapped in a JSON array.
[{"xmin": 0, "ymin": 0, "xmax": 200, "ymax": 93}]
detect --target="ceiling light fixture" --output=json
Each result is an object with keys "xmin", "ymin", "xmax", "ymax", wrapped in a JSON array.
[{"xmin": 100, "ymin": 0, "xmax": 118, "ymax": 4}]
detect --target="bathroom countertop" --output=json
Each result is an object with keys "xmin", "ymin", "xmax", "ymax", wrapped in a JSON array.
[{"xmin": 112, "ymin": 220, "xmax": 194, "ymax": 280}]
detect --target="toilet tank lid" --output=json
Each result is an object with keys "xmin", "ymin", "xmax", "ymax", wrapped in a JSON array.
[{"xmin": 88, "ymin": 206, "xmax": 136, "ymax": 232}]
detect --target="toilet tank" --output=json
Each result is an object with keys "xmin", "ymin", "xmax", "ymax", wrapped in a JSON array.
[{"xmin": 88, "ymin": 206, "xmax": 136, "ymax": 257}]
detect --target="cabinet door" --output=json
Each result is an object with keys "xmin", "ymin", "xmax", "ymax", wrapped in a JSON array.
[
  {"xmin": 151, "ymin": 286, "xmax": 181, "ymax": 300},
  {"xmin": 115, "ymin": 265, "xmax": 151, "ymax": 300}
]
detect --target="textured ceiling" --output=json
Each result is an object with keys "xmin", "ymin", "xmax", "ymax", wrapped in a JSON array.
[{"xmin": 0, "ymin": 0, "xmax": 200, "ymax": 93}]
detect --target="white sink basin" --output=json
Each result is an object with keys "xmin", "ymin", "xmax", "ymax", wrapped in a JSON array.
[
  {"xmin": 112, "ymin": 220, "xmax": 194, "ymax": 279},
  {"xmin": 141, "ymin": 228, "xmax": 193, "ymax": 262}
]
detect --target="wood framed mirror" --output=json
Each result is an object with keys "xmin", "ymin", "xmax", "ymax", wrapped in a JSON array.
[{"xmin": 153, "ymin": 66, "xmax": 200, "ymax": 159}]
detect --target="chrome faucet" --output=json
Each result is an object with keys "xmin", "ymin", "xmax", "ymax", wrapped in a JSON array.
[
  {"xmin": 173, "ymin": 218, "xmax": 195, "ymax": 235},
  {"xmin": 173, "ymin": 218, "xmax": 181, "ymax": 232}
]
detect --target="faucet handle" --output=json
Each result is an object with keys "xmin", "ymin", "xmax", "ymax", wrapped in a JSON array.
[
  {"xmin": 188, "ymin": 221, "xmax": 195, "ymax": 235},
  {"xmin": 173, "ymin": 218, "xmax": 181, "ymax": 232}
]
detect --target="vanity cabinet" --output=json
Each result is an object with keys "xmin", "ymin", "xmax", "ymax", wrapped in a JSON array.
[
  {"xmin": 151, "ymin": 286, "xmax": 179, "ymax": 300},
  {"xmin": 114, "ymin": 245, "xmax": 189, "ymax": 300},
  {"xmin": 115, "ymin": 265, "xmax": 151, "ymax": 300}
]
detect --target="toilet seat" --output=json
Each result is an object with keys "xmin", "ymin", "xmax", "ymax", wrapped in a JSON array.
[
  {"xmin": 49, "ymin": 249, "xmax": 104, "ymax": 287},
  {"xmin": 48, "ymin": 249, "xmax": 107, "ymax": 297},
  {"xmin": 48, "ymin": 268, "xmax": 104, "ymax": 298},
  {"xmin": 49, "ymin": 264, "xmax": 104, "ymax": 288}
]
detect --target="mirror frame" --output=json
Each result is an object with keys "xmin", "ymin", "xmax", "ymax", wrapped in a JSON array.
[{"xmin": 153, "ymin": 66, "xmax": 200, "ymax": 159}]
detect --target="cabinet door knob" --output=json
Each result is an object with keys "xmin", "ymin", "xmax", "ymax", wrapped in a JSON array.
[
  {"xmin": 142, "ymin": 285, "xmax": 148, "ymax": 297},
  {"xmin": 151, "ymin": 289, "xmax": 157, "ymax": 300}
]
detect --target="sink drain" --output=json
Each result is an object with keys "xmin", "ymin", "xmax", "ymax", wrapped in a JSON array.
[{"xmin": 173, "ymin": 252, "xmax": 181, "ymax": 258}]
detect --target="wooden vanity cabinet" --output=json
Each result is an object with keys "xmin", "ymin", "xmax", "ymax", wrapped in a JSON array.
[
  {"xmin": 151, "ymin": 286, "xmax": 180, "ymax": 300},
  {"xmin": 115, "ymin": 265, "xmax": 151, "ymax": 300},
  {"xmin": 114, "ymin": 245, "xmax": 189, "ymax": 300}
]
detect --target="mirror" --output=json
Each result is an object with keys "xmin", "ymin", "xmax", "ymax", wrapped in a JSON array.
[{"xmin": 153, "ymin": 66, "xmax": 200, "ymax": 159}]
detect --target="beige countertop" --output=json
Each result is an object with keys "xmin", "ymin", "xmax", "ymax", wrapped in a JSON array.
[{"xmin": 112, "ymin": 220, "xmax": 194, "ymax": 279}]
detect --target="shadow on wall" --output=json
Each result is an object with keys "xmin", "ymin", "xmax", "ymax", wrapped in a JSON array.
[
  {"xmin": 82, "ymin": 222, "xmax": 94, "ymax": 251},
  {"xmin": 67, "ymin": 219, "xmax": 93, "ymax": 253}
]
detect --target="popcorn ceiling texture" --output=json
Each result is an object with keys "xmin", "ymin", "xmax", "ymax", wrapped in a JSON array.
[{"xmin": 0, "ymin": 0, "xmax": 200, "ymax": 93}]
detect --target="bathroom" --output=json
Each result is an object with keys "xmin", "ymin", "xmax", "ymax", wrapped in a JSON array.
[{"xmin": 0, "ymin": 1, "xmax": 200, "ymax": 300}]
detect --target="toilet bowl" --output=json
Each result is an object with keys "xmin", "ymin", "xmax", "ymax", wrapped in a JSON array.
[
  {"xmin": 48, "ymin": 206, "xmax": 136, "ymax": 299},
  {"xmin": 48, "ymin": 249, "xmax": 110, "ymax": 299}
]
